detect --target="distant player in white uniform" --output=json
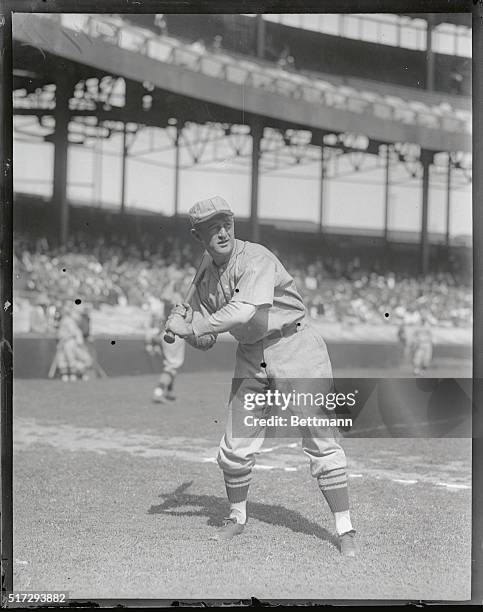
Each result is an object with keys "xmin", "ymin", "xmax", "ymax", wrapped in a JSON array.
[
  {"xmin": 55, "ymin": 305, "xmax": 92, "ymax": 381},
  {"xmin": 151, "ymin": 287, "xmax": 186, "ymax": 404},
  {"xmin": 166, "ymin": 196, "xmax": 357, "ymax": 556},
  {"xmin": 410, "ymin": 315, "xmax": 433, "ymax": 376}
]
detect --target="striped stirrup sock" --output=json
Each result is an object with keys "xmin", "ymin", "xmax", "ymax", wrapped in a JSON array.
[
  {"xmin": 317, "ymin": 467, "xmax": 350, "ymax": 513},
  {"xmin": 223, "ymin": 470, "xmax": 252, "ymax": 504}
]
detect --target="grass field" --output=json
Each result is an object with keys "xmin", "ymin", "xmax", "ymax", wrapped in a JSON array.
[{"xmin": 12, "ymin": 369, "xmax": 471, "ymax": 602}]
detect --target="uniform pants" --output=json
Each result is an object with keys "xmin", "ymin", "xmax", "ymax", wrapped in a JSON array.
[
  {"xmin": 413, "ymin": 343, "xmax": 433, "ymax": 370},
  {"xmin": 158, "ymin": 335, "xmax": 186, "ymax": 390},
  {"xmin": 217, "ymin": 321, "xmax": 350, "ymax": 513},
  {"xmin": 56, "ymin": 339, "xmax": 93, "ymax": 375},
  {"xmin": 162, "ymin": 335, "xmax": 186, "ymax": 377}
]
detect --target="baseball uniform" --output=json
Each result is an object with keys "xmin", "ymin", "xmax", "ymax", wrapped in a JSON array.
[
  {"xmin": 411, "ymin": 323, "xmax": 433, "ymax": 374},
  {"xmin": 56, "ymin": 313, "xmax": 92, "ymax": 379},
  {"xmin": 187, "ymin": 238, "xmax": 350, "ymax": 515},
  {"xmin": 152, "ymin": 295, "xmax": 186, "ymax": 402}
]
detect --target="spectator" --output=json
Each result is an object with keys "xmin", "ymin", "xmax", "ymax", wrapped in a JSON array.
[
  {"xmin": 190, "ymin": 38, "xmax": 206, "ymax": 55},
  {"xmin": 212, "ymin": 35, "xmax": 223, "ymax": 52},
  {"xmin": 13, "ymin": 230, "xmax": 471, "ymax": 332},
  {"xmin": 154, "ymin": 14, "xmax": 168, "ymax": 36},
  {"xmin": 277, "ymin": 45, "xmax": 295, "ymax": 70},
  {"xmin": 449, "ymin": 68, "xmax": 464, "ymax": 95}
]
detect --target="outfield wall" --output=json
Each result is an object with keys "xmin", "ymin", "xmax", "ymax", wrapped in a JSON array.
[{"xmin": 13, "ymin": 335, "xmax": 471, "ymax": 379}]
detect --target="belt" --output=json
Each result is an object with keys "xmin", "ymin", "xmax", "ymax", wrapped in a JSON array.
[{"xmin": 264, "ymin": 319, "xmax": 306, "ymax": 343}]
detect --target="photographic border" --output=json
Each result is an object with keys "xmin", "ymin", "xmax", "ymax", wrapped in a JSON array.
[{"xmin": 1, "ymin": 0, "xmax": 480, "ymax": 605}]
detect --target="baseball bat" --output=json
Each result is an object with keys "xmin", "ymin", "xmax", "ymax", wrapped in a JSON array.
[{"xmin": 163, "ymin": 251, "xmax": 211, "ymax": 344}]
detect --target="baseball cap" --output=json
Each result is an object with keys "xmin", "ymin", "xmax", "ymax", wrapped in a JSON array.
[{"xmin": 188, "ymin": 196, "xmax": 233, "ymax": 226}]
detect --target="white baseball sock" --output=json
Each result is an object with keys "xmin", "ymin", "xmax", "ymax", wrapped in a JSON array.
[
  {"xmin": 229, "ymin": 501, "xmax": 247, "ymax": 524},
  {"xmin": 334, "ymin": 510, "xmax": 353, "ymax": 535}
]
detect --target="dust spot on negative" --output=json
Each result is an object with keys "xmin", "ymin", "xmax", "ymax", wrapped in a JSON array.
[
  {"xmin": 260, "ymin": 362, "xmax": 267, "ymax": 368},
  {"xmin": 384, "ymin": 312, "xmax": 390, "ymax": 318},
  {"xmin": 62, "ymin": 268, "xmax": 66, "ymax": 272},
  {"xmin": 296, "ymin": 322, "xmax": 301, "ymax": 326},
  {"xmin": 75, "ymin": 298, "xmax": 82, "ymax": 305},
  {"xmin": 111, "ymin": 340, "xmax": 116, "ymax": 346},
  {"xmin": 235, "ymin": 288, "xmax": 239, "ymax": 293}
]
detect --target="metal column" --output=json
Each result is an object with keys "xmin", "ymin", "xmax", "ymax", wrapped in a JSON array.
[
  {"xmin": 426, "ymin": 14, "xmax": 435, "ymax": 92},
  {"xmin": 420, "ymin": 152, "xmax": 431, "ymax": 275},
  {"xmin": 250, "ymin": 122, "xmax": 262, "ymax": 243},
  {"xmin": 319, "ymin": 145, "xmax": 325, "ymax": 233},
  {"xmin": 384, "ymin": 145, "xmax": 391, "ymax": 242},
  {"xmin": 120, "ymin": 123, "xmax": 128, "ymax": 214},
  {"xmin": 52, "ymin": 72, "xmax": 72, "ymax": 245},
  {"xmin": 445, "ymin": 154, "xmax": 452, "ymax": 247},
  {"xmin": 173, "ymin": 125, "xmax": 180, "ymax": 218},
  {"xmin": 256, "ymin": 14, "xmax": 265, "ymax": 60}
]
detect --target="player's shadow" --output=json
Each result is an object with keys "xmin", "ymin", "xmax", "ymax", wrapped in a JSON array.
[{"xmin": 148, "ymin": 480, "xmax": 339, "ymax": 549}]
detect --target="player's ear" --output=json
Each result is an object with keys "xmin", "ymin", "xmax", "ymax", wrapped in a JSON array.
[{"xmin": 191, "ymin": 227, "xmax": 202, "ymax": 243}]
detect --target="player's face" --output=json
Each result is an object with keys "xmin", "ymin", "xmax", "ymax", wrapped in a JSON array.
[{"xmin": 193, "ymin": 214, "xmax": 235, "ymax": 262}]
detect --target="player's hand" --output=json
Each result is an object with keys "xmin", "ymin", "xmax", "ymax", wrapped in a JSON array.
[
  {"xmin": 171, "ymin": 303, "xmax": 187, "ymax": 318},
  {"xmin": 170, "ymin": 303, "xmax": 193, "ymax": 323},
  {"xmin": 181, "ymin": 302, "xmax": 193, "ymax": 323},
  {"xmin": 166, "ymin": 313, "xmax": 193, "ymax": 338}
]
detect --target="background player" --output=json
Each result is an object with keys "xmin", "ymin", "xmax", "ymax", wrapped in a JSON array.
[
  {"xmin": 166, "ymin": 196, "xmax": 357, "ymax": 557},
  {"xmin": 410, "ymin": 314, "xmax": 434, "ymax": 376},
  {"xmin": 55, "ymin": 304, "xmax": 93, "ymax": 381},
  {"xmin": 151, "ymin": 281, "xmax": 187, "ymax": 403}
]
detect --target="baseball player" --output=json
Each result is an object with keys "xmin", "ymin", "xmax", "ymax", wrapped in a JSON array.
[
  {"xmin": 165, "ymin": 196, "xmax": 356, "ymax": 556},
  {"xmin": 410, "ymin": 314, "xmax": 433, "ymax": 376},
  {"xmin": 145, "ymin": 309, "xmax": 164, "ymax": 357},
  {"xmin": 152, "ymin": 287, "xmax": 187, "ymax": 403},
  {"xmin": 55, "ymin": 305, "xmax": 93, "ymax": 381}
]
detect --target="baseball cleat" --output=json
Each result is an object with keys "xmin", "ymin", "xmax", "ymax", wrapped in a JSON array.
[
  {"xmin": 209, "ymin": 517, "xmax": 246, "ymax": 541},
  {"xmin": 338, "ymin": 529, "xmax": 357, "ymax": 557},
  {"xmin": 165, "ymin": 390, "xmax": 177, "ymax": 401},
  {"xmin": 152, "ymin": 386, "xmax": 166, "ymax": 404}
]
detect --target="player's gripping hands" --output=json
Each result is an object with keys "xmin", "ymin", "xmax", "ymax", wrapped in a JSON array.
[
  {"xmin": 166, "ymin": 303, "xmax": 193, "ymax": 338},
  {"xmin": 171, "ymin": 303, "xmax": 193, "ymax": 321},
  {"xmin": 166, "ymin": 302, "xmax": 217, "ymax": 351}
]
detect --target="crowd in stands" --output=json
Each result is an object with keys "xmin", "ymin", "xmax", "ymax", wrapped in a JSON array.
[
  {"xmin": 13, "ymin": 231, "xmax": 472, "ymax": 334},
  {"xmin": 14, "ymin": 231, "xmax": 196, "ymax": 306}
]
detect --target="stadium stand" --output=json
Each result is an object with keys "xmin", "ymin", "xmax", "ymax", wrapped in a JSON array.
[
  {"xmin": 18, "ymin": 14, "xmax": 469, "ymax": 137},
  {"xmin": 148, "ymin": 13, "xmax": 472, "ymax": 96},
  {"xmin": 12, "ymin": 14, "xmax": 472, "ymax": 338},
  {"xmin": 13, "ymin": 221, "xmax": 472, "ymax": 336}
]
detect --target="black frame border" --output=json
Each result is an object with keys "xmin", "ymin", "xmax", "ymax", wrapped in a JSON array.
[{"xmin": 1, "ymin": 0, "xmax": 480, "ymax": 606}]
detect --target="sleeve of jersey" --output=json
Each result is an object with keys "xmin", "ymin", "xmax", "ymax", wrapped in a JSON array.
[
  {"xmin": 231, "ymin": 253, "xmax": 276, "ymax": 307},
  {"xmin": 191, "ymin": 302, "xmax": 257, "ymax": 336}
]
